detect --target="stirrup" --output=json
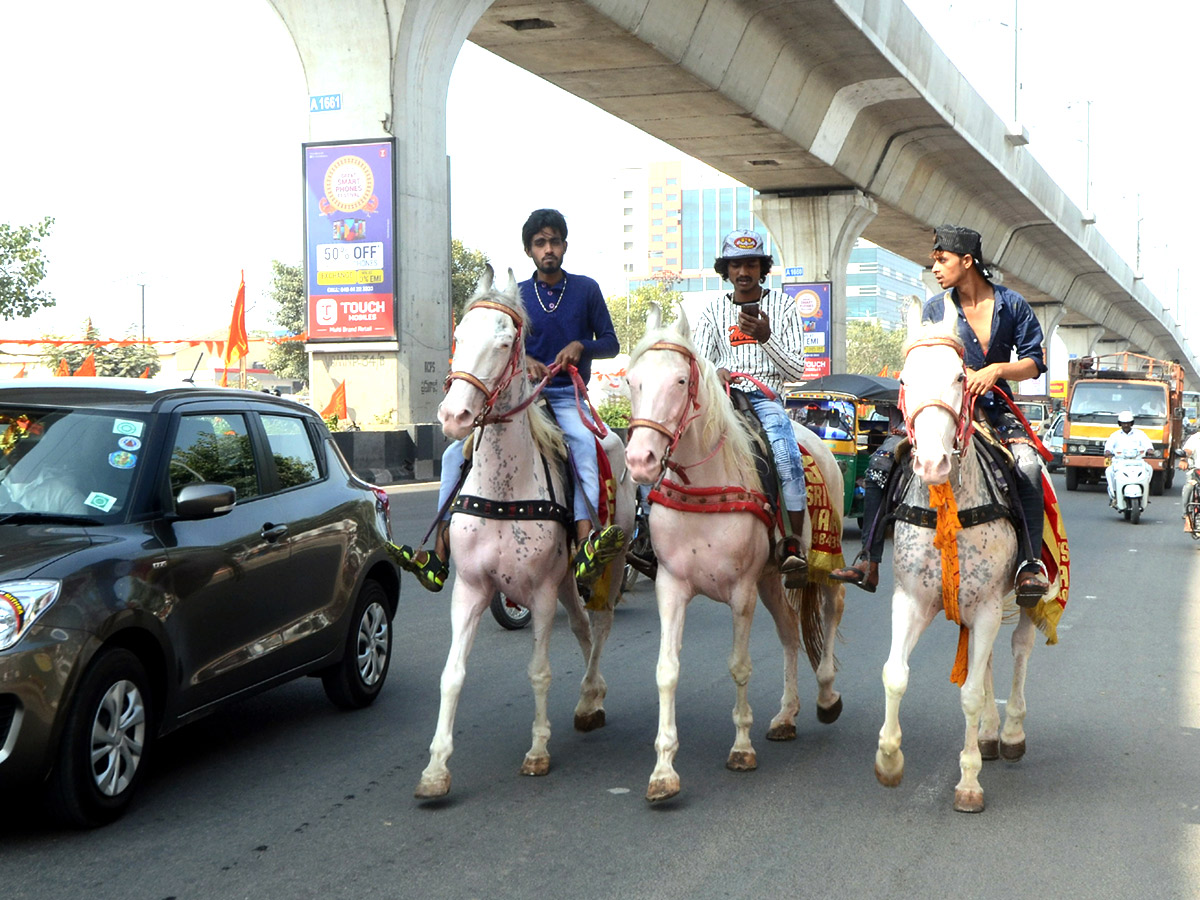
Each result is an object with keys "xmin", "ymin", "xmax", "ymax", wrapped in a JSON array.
[
  {"xmin": 829, "ymin": 561, "xmax": 877, "ymax": 593},
  {"xmin": 1013, "ymin": 559, "xmax": 1049, "ymax": 608},
  {"xmin": 573, "ymin": 525, "xmax": 625, "ymax": 587},
  {"xmin": 389, "ymin": 543, "xmax": 448, "ymax": 593}
]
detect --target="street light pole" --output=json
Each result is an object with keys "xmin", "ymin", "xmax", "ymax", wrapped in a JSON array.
[{"xmin": 137, "ymin": 281, "xmax": 145, "ymax": 343}]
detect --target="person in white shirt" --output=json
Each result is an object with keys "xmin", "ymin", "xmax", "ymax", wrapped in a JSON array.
[
  {"xmin": 1179, "ymin": 429, "xmax": 1200, "ymax": 531},
  {"xmin": 1103, "ymin": 410, "xmax": 1154, "ymax": 502}
]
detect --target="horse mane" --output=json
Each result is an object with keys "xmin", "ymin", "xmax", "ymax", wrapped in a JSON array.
[
  {"xmin": 630, "ymin": 327, "xmax": 763, "ymax": 489},
  {"xmin": 463, "ymin": 276, "xmax": 566, "ymax": 461}
]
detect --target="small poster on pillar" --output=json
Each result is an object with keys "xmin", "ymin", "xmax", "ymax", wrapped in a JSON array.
[
  {"xmin": 303, "ymin": 138, "xmax": 397, "ymax": 341},
  {"xmin": 783, "ymin": 282, "xmax": 831, "ymax": 379}
]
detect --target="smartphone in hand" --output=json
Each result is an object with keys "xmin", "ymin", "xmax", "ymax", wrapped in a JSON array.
[{"xmin": 741, "ymin": 302, "xmax": 759, "ymax": 318}]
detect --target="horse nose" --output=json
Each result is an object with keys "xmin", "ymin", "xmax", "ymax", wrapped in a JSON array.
[
  {"xmin": 913, "ymin": 452, "xmax": 952, "ymax": 484},
  {"xmin": 624, "ymin": 437, "xmax": 661, "ymax": 484},
  {"xmin": 438, "ymin": 402, "xmax": 473, "ymax": 437}
]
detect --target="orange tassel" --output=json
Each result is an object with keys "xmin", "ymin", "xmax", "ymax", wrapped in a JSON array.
[{"xmin": 928, "ymin": 483, "xmax": 969, "ymax": 684}]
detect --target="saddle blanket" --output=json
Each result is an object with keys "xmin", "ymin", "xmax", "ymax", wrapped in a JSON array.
[{"xmin": 801, "ymin": 446, "xmax": 845, "ymax": 584}]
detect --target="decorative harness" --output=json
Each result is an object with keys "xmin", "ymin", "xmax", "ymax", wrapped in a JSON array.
[{"xmin": 628, "ymin": 341, "xmax": 774, "ymax": 528}]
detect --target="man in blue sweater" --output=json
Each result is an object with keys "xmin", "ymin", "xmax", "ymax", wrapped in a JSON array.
[{"xmin": 395, "ymin": 208, "xmax": 624, "ymax": 592}]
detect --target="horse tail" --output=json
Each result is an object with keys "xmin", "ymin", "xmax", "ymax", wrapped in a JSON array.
[{"xmin": 788, "ymin": 581, "xmax": 828, "ymax": 673}]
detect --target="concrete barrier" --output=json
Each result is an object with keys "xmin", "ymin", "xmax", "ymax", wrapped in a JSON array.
[{"xmin": 330, "ymin": 424, "xmax": 448, "ymax": 485}]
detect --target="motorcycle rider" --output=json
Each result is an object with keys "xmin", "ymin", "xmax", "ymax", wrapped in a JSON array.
[
  {"xmin": 1179, "ymin": 429, "xmax": 1200, "ymax": 531},
  {"xmin": 1103, "ymin": 410, "xmax": 1154, "ymax": 505}
]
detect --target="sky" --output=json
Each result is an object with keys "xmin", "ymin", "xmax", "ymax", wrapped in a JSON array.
[{"xmin": 1, "ymin": 0, "xmax": 1195, "ymax": 358}]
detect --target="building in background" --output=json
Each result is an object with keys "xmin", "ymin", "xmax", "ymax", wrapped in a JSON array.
[{"xmin": 619, "ymin": 161, "xmax": 923, "ymax": 327}]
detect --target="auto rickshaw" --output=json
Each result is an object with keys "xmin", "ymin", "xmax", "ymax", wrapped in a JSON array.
[{"xmin": 784, "ymin": 374, "xmax": 901, "ymax": 526}]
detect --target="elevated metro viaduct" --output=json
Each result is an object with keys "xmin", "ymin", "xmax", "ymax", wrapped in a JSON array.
[{"xmin": 269, "ymin": 0, "xmax": 1198, "ymax": 430}]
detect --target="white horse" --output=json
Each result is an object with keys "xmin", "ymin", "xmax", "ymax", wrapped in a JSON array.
[
  {"xmin": 624, "ymin": 308, "xmax": 847, "ymax": 802},
  {"xmin": 875, "ymin": 298, "xmax": 1057, "ymax": 812},
  {"xmin": 414, "ymin": 266, "xmax": 635, "ymax": 799}
]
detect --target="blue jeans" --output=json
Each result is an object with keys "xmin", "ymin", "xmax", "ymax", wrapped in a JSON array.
[
  {"xmin": 437, "ymin": 382, "xmax": 599, "ymax": 524},
  {"xmin": 747, "ymin": 391, "xmax": 806, "ymax": 512}
]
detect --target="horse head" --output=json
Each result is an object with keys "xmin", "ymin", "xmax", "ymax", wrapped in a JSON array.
[
  {"xmin": 438, "ymin": 265, "xmax": 526, "ymax": 439},
  {"xmin": 900, "ymin": 297, "xmax": 967, "ymax": 485}
]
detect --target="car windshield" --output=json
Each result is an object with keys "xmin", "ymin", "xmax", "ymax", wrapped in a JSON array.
[
  {"xmin": 0, "ymin": 406, "xmax": 149, "ymax": 520},
  {"xmin": 1069, "ymin": 383, "xmax": 1167, "ymax": 420},
  {"xmin": 795, "ymin": 398, "xmax": 855, "ymax": 440}
]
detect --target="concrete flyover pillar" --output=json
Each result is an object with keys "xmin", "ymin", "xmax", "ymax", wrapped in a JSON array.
[{"xmin": 755, "ymin": 190, "xmax": 877, "ymax": 376}]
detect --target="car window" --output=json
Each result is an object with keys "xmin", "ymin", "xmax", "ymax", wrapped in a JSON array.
[
  {"xmin": 261, "ymin": 414, "xmax": 320, "ymax": 489},
  {"xmin": 169, "ymin": 414, "xmax": 259, "ymax": 500}
]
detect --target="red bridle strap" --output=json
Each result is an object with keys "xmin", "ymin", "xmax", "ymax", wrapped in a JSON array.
[
  {"xmin": 627, "ymin": 341, "xmax": 705, "ymax": 481},
  {"xmin": 901, "ymin": 336, "xmax": 976, "ymax": 452},
  {"xmin": 444, "ymin": 300, "xmax": 528, "ymax": 426}
]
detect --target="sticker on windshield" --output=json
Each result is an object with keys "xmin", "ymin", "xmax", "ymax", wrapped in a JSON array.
[
  {"xmin": 85, "ymin": 492, "xmax": 117, "ymax": 512},
  {"xmin": 117, "ymin": 436, "xmax": 141, "ymax": 451},
  {"xmin": 108, "ymin": 451, "xmax": 137, "ymax": 469},
  {"xmin": 112, "ymin": 419, "xmax": 144, "ymax": 438}
]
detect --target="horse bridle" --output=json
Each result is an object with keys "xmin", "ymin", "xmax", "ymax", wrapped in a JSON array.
[
  {"xmin": 627, "ymin": 341, "xmax": 704, "ymax": 478},
  {"xmin": 444, "ymin": 300, "xmax": 532, "ymax": 427},
  {"xmin": 900, "ymin": 336, "xmax": 977, "ymax": 454}
]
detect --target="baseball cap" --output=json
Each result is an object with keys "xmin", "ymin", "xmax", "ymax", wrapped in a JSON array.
[{"xmin": 717, "ymin": 229, "xmax": 771, "ymax": 261}]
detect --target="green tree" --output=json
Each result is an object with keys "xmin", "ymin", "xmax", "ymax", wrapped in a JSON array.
[
  {"xmin": 265, "ymin": 260, "xmax": 308, "ymax": 386},
  {"xmin": 39, "ymin": 320, "xmax": 161, "ymax": 378},
  {"xmin": 845, "ymin": 319, "xmax": 905, "ymax": 376},
  {"xmin": 605, "ymin": 279, "xmax": 683, "ymax": 353},
  {"xmin": 451, "ymin": 239, "xmax": 491, "ymax": 321},
  {"xmin": 0, "ymin": 217, "xmax": 56, "ymax": 320}
]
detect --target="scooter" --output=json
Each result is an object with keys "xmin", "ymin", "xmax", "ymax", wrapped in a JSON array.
[{"xmin": 1107, "ymin": 448, "xmax": 1153, "ymax": 524}]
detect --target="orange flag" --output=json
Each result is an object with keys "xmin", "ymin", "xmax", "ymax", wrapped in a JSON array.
[
  {"xmin": 878, "ymin": 365, "xmax": 889, "ymax": 377},
  {"xmin": 223, "ymin": 270, "xmax": 249, "ymax": 372},
  {"xmin": 74, "ymin": 353, "xmax": 97, "ymax": 376},
  {"xmin": 320, "ymin": 381, "xmax": 347, "ymax": 419},
  {"xmin": 13, "ymin": 364, "xmax": 26, "ymax": 378},
  {"xmin": 139, "ymin": 366, "xmax": 151, "ymax": 379},
  {"xmin": 55, "ymin": 359, "xmax": 70, "ymax": 377}
]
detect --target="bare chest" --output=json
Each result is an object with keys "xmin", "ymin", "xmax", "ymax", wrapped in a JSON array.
[{"xmin": 960, "ymin": 300, "xmax": 995, "ymax": 356}]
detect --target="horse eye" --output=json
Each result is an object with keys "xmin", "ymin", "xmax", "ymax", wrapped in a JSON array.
[{"xmin": 955, "ymin": 373, "xmax": 965, "ymax": 383}]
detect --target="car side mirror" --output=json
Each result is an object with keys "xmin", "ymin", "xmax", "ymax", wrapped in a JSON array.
[{"xmin": 174, "ymin": 483, "xmax": 236, "ymax": 519}]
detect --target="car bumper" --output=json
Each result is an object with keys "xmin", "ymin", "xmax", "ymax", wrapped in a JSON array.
[{"xmin": 0, "ymin": 625, "xmax": 88, "ymax": 787}]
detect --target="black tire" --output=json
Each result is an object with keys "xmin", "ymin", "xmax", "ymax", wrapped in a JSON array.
[
  {"xmin": 322, "ymin": 580, "xmax": 392, "ymax": 709},
  {"xmin": 1165, "ymin": 465, "xmax": 1176, "ymax": 490},
  {"xmin": 1131, "ymin": 502, "xmax": 1142, "ymax": 525},
  {"xmin": 46, "ymin": 648, "xmax": 153, "ymax": 828},
  {"xmin": 1065, "ymin": 466, "xmax": 1079, "ymax": 491},
  {"xmin": 1150, "ymin": 469, "xmax": 1165, "ymax": 496},
  {"xmin": 490, "ymin": 592, "xmax": 531, "ymax": 630}
]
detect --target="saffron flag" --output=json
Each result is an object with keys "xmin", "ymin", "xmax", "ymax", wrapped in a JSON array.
[
  {"xmin": 74, "ymin": 353, "xmax": 97, "ymax": 377},
  {"xmin": 321, "ymin": 381, "xmax": 347, "ymax": 419},
  {"xmin": 139, "ymin": 366, "xmax": 151, "ymax": 379},
  {"xmin": 878, "ymin": 365, "xmax": 889, "ymax": 377},
  {"xmin": 13, "ymin": 364, "xmax": 26, "ymax": 378},
  {"xmin": 223, "ymin": 271, "xmax": 249, "ymax": 372},
  {"xmin": 55, "ymin": 359, "xmax": 70, "ymax": 377}
]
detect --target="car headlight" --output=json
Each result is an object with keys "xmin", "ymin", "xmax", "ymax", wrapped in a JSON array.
[{"xmin": 0, "ymin": 581, "xmax": 61, "ymax": 651}]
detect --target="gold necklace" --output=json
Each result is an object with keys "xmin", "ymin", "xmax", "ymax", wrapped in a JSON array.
[{"xmin": 533, "ymin": 276, "xmax": 566, "ymax": 313}]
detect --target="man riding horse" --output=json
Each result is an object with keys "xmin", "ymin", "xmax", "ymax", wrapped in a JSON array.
[{"xmin": 832, "ymin": 224, "xmax": 1050, "ymax": 604}]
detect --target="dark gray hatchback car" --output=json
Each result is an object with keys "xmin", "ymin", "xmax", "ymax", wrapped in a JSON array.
[{"xmin": 0, "ymin": 380, "xmax": 400, "ymax": 826}]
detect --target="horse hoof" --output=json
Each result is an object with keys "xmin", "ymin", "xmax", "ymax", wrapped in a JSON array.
[
  {"xmin": 978, "ymin": 739, "xmax": 1000, "ymax": 760},
  {"xmin": 1000, "ymin": 739, "xmax": 1026, "ymax": 761},
  {"xmin": 726, "ymin": 750, "xmax": 757, "ymax": 772},
  {"xmin": 954, "ymin": 789, "xmax": 985, "ymax": 813},
  {"xmin": 520, "ymin": 754, "xmax": 550, "ymax": 777},
  {"xmin": 874, "ymin": 762, "xmax": 903, "ymax": 788},
  {"xmin": 765, "ymin": 722, "xmax": 797, "ymax": 741},
  {"xmin": 414, "ymin": 773, "xmax": 451, "ymax": 799},
  {"xmin": 647, "ymin": 776, "xmax": 680, "ymax": 802},
  {"xmin": 574, "ymin": 709, "xmax": 606, "ymax": 732},
  {"xmin": 817, "ymin": 696, "xmax": 843, "ymax": 724}
]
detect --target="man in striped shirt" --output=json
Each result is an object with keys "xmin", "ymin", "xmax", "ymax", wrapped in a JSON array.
[{"xmin": 691, "ymin": 230, "xmax": 809, "ymax": 582}]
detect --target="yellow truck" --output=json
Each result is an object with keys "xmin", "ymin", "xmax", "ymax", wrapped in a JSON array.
[{"xmin": 1062, "ymin": 352, "xmax": 1184, "ymax": 494}]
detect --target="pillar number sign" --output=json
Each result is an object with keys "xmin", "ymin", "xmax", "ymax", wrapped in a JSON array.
[
  {"xmin": 303, "ymin": 138, "xmax": 397, "ymax": 341},
  {"xmin": 783, "ymin": 282, "xmax": 832, "ymax": 379}
]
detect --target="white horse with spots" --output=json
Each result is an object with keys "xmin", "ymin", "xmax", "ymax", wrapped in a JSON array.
[
  {"xmin": 624, "ymin": 308, "xmax": 846, "ymax": 802},
  {"xmin": 414, "ymin": 267, "xmax": 634, "ymax": 799},
  {"xmin": 875, "ymin": 298, "xmax": 1055, "ymax": 812}
]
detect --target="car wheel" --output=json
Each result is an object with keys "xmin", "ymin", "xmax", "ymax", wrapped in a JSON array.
[
  {"xmin": 490, "ymin": 592, "xmax": 531, "ymax": 630},
  {"xmin": 46, "ymin": 648, "xmax": 153, "ymax": 828},
  {"xmin": 322, "ymin": 580, "xmax": 392, "ymax": 709},
  {"xmin": 1065, "ymin": 466, "xmax": 1079, "ymax": 491}
]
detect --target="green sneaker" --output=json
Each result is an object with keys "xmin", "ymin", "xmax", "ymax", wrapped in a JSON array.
[
  {"xmin": 573, "ymin": 525, "xmax": 626, "ymax": 588},
  {"xmin": 388, "ymin": 543, "xmax": 448, "ymax": 593}
]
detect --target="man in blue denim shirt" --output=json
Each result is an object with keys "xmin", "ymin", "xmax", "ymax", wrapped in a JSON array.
[{"xmin": 833, "ymin": 225, "xmax": 1049, "ymax": 603}]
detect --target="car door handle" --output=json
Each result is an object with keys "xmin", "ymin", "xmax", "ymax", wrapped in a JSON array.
[{"xmin": 261, "ymin": 523, "xmax": 289, "ymax": 542}]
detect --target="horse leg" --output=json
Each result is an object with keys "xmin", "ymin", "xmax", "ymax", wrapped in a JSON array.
[
  {"xmin": 557, "ymin": 574, "xmax": 607, "ymax": 732},
  {"xmin": 978, "ymin": 652, "xmax": 1000, "ymax": 760},
  {"xmin": 757, "ymin": 578, "xmax": 800, "ymax": 740},
  {"xmin": 726, "ymin": 590, "xmax": 758, "ymax": 771},
  {"xmin": 814, "ymin": 582, "xmax": 846, "ymax": 723},
  {"xmin": 999, "ymin": 609, "xmax": 1038, "ymax": 760},
  {"xmin": 954, "ymin": 613, "xmax": 1003, "ymax": 813},
  {"xmin": 876, "ymin": 591, "xmax": 939, "ymax": 788},
  {"xmin": 520, "ymin": 590, "xmax": 560, "ymax": 777},
  {"xmin": 647, "ymin": 583, "xmax": 690, "ymax": 802},
  {"xmin": 415, "ymin": 584, "xmax": 490, "ymax": 799}
]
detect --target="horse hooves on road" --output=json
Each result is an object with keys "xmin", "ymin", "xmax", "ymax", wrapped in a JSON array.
[
  {"xmin": 726, "ymin": 750, "xmax": 757, "ymax": 771},
  {"xmin": 646, "ymin": 776, "xmax": 681, "ymax": 802},
  {"xmin": 954, "ymin": 789, "xmax": 985, "ymax": 813},
  {"xmin": 519, "ymin": 754, "xmax": 550, "ymax": 776},
  {"xmin": 978, "ymin": 738, "xmax": 1000, "ymax": 760},
  {"xmin": 574, "ymin": 709, "xmax": 606, "ymax": 732},
  {"xmin": 414, "ymin": 773, "xmax": 451, "ymax": 799},
  {"xmin": 874, "ymin": 761, "xmax": 903, "ymax": 788},
  {"xmin": 765, "ymin": 722, "xmax": 797, "ymax": 741},
  {"xmin": 1000, "ymin": 739, "xmax": 1026, "ymax": 760},
  {"xmin": 816, "ymin": 696, "xmax": 843, "ymax": 724}
]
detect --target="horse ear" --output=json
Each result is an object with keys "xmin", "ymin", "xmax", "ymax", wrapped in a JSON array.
[
  {"xmin": 504, "ymin": 268, "xmax": 518, "ymax": 299},
  {"xmin": 646, "ymin": 302, "xmax": 663, "ymax": 332},
  {"xmin": 938, "ymin": 292, "xmax": 957, "ymax": 335},
  {"xmin": 673, "ymin": 305, "xmax": 691, "ymax": 340},
  {"xmin": 905, "ymin": 296, "xmax": 924, "ymax": 338},
  {"xmin": 478, "ymin": 264, "xmax": 495, "ymax": 295}
]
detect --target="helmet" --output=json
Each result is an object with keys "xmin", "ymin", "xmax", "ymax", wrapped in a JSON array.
[
  {"xmin": 1117, "ymin": 410, "xmax": 1134, "ymax": 424},
  {"xmin": 717, "ymin": 229, "xmax": 769, "ymax": 260}
]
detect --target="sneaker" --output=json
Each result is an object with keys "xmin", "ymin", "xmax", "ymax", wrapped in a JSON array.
[
  {"xmin": 573, "ymin": 525, "xmax": 626, "ymax": 587},
  {"xmin": 388, "ymin": 543, "xmax": 448, "ymax": 593}
]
